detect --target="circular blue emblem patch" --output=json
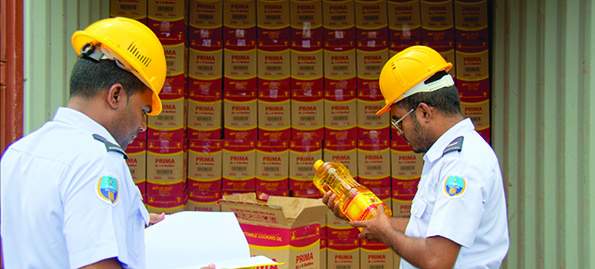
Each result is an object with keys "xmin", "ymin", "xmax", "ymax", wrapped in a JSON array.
[
  {"xmin": 444, "ymin": 176, "xmax": 465, "ymax": 197},
  {"xmin": 97, "ymin": 176, "xmax": 119, "ymax": 204}
]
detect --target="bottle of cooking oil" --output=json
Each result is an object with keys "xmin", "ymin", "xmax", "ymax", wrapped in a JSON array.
[{"xmin": 313, "ymin": 159, "xmax": 392, "ymax": 224}]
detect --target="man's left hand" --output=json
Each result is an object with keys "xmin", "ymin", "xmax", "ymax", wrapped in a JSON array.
[
  {"xmin": 349, "ymin": 204, "xmax": 393, "ymax": 243},
  {"xmin": 149, "ymin": 212, "xmax": 165, "ymax": 226}
]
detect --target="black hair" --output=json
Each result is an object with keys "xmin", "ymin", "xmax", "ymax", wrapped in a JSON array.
[
  {"xmin": 69, "ymin": 57, "xmax": 147, "ymax": 99},
  {"xmin": 397, "ymin": 71, "xmax": 462, "ymax": 116}
]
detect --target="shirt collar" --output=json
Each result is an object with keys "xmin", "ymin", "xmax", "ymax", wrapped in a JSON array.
[
  {"xmin": 52, "ymin": 107, "xmax": 119, "ymax": 146},
  {"xmin": 424, "ymin": 118, "xmax": 475, "ymax": 162}
]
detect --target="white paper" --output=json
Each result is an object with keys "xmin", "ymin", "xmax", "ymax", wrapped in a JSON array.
[{"xmin": 145, "ymin": 211, "xmax": 278, "ymax": 269}]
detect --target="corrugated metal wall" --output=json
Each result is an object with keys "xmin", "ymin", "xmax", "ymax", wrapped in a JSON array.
[
  {"xmin": 21, "ymin": 0, "xmax": 595, "ymax": 267},
  {"xmin": 23, "ymin": 0, "xmax": 110, "ymax": 133},
  {"xmin": 492, "ymin": 0, "xmax": 595, "ymax": 268}
]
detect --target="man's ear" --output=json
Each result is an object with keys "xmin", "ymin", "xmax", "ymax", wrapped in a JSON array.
[
  {"xmin": 106, "ymin": 84, "xmax": 124, "ymax": 110},
  {"xmin": 418, "ymin": 102, "xmax": 433, "ymax": 121}
]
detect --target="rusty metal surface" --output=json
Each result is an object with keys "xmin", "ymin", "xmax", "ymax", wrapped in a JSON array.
[{"xmin": 1, "ymin": 0, "xmax": 24, "ymax": 156}]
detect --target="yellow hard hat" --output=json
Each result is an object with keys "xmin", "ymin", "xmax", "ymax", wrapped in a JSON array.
[
  {"xmin": 376, "ymin": 45, "xmax": 453, "ymax": 115},
  {"xmin": 72, "ymin": 17, "xmax": 166, "ymax": 115}
]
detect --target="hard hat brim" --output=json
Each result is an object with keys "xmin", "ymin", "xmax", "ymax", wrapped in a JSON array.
[
  {"xmin": 147, "ymin": 90, "xmax": 162, "ymax": 116},
  {"xmin": 376, "ymin": 103, "xmax": 393, "ymax": 116}
]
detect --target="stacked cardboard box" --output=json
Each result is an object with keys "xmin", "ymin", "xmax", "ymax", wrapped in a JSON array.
[
  {"xmin": 125, "ymin": 138, "xmax": 147, "ymax": 201},
  {"xmin": 257, "ymin": 0, "xmax": 291, "ymax": 39},
  {"xmin": 189, "ymin": 0, "xmax": 224, "ymax": 39},
  {"xmin": 390, "ymin": 136, "xmax": 424, "ymax": 217},
  {"xmin": 110, "ymin": 0, "xmax": 147, "ymax": 24},
  {"xmin": 146, "ymin": 140, "xmax": 188, "ymax": 213},
  {"xmin": 456, "ymin": 40, "xmax": 490, "ymax": 143}
]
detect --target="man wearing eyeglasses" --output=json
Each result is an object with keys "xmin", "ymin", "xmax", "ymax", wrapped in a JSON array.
[{"xmin": 322, "ymin": 46, "xmax": 509, "ymax": 268}]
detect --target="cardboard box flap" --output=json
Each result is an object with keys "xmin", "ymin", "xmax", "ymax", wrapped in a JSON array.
[
  {"xmin": 266, "ymin": 196, "xmax": 328, "ymax": 228},
  {"xmin": 222, "ymin": 192, "xmax": 259, "ymax": 203},
  {"xmin": 219, "ymin": 193, "xmax": 289, "ymax": 227}
]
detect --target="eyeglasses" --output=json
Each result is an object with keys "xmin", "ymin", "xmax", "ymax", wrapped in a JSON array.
[{"xmin": 391, "ymin": 108, "xmax": 415, "ymax": 134}]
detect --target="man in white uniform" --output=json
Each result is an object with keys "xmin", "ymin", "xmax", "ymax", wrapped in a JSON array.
[
  {"xmin": 1, "ymin": 17, "xmax": 167, "ymax": 268},
  {"xmin": 323, "ymin": 46, "xmax": 509, "ymax": 268}
]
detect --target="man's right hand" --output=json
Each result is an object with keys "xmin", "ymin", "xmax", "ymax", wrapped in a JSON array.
[{"xmin": 320, "ymin": 183, "xmax": 349, "ymax": 221}]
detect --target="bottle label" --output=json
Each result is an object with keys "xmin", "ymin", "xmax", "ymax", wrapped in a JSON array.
[{"xmin": 343, "ymin": 189, "xmax": 385, "ymax": 221}]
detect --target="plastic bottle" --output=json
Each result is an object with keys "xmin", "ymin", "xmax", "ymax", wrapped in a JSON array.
[{"xmin": 313, "ymin": 159, "xmax": 392, "ymax": 224}]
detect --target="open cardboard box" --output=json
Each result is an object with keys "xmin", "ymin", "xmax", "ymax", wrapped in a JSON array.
[
  {"xmin": 145, "ymin": 211, "xmax": 281, "ymax": 268},
  {"xmin": 219, "ymin": 193, "xmax": 328, "ymax": 269}
]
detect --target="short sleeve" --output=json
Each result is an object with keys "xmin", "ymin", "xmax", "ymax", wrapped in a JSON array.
[
  {"xmin": 61, "ymin": 153, "xmax": 130, "ymax": 268},
  {"xmin": 425, "ymin": 158, "xmax": 487, "ymax": 248}
]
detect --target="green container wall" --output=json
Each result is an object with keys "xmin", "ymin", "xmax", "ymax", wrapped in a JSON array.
[
  {"xmin": 493, "ymin": 0, "xmax": 595, "ymax": 268},
  {"xmin": 21, "ymin": 0, "xmax": 595, "ymax": 268},
  {"xmin": 23, "ymin": 0, "xmax": 110, "ymax": 133}
]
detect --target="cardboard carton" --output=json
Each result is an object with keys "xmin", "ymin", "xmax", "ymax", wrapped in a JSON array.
[
  {"xmin": 387, "ymin": 0, "xmax": 421, "ymax": 40},
  {"xmin": 224, "ymin": 39, "xmax": 258, "ymax": 90},
  {"xmin": 187, "ymin": 190, "xmax": 221, "ymax": 211},
  {"xmin": 110, "ymin": 0, "xmax": 147, "ymax": 23},
  {"xmin": 360, "ymin": 239, "xmax": 393, "ymax": 269},
  {"xmin": 224, "ymin": 0, "xmax": 257, "ymax": 38},
  {"xmin": 188, "ymin": 39, "xmax": 223, "ymax": 90},
  {"xmin": 358, "ymin": 139, "xmax": 391, "ymax": 187},
  {"xmin": 454, "ymin": 0, "xmax": 488, "ymax": 41},
  {"xmin": 219, "ymin": 193, "xmax": 328, "ymax": 269},
  {"xmin": 327, "ymin": 238, "xmax": 360, "ymax": 268},
  {"xmin": 148, "ymin": 0, "xmax": 187, "ymax": 32},
  {"xmin": 420, "ymin": 0, "xmax": 454, "ymax": 40},
  {"xmin": 324, "ymin": 89, "xmax": 357, "ymax": 140},
  {"xmin": 289, "ymin": 139, "xmax": 322, "ymax": 190},
  {"xmin": 256, "ymin": 140, "xmax": 290, "ymax": 191},
  {"xmin": 148, "ymin": 94, "xmax": 187, "ymax": 141},
  {"xmin": 322, "ymin": 0, "xmax": 355, "ymax": 39},
  {"xmin": 222, "ymin": 139, "xmax": 257, "ymax": 190},
  {"xmin": 189, "ymin": 0, "xmax": 224, "ymax": 39},
  {"xmin": 356, "ymin": 40, "xmax": 389, "ymax": 90},
  {"xmin": 187, "ymin": 89, "xmax": 223, "ymax": 139},
  {"xmin": 323, "ymin": 40, "xmax": 357, "ymax": 91},
  {"xmin": 290, "ymin": 0, "xmax": 324, "ymax": 39},
  {"xmin": 157, "ymin": 31, "xmax": 188, "ymax": 87},
  {"xmin": 356, "ymin": 89, "xmax": 390, "ymax": 139},
  {"xmin": 258, "ymin": 89, "xmax": 291, "ymax": 140},
  {"xmin": 324, "ymin": 139, "xmax": 358, "ymax": 181},
  {"xmin": 257, "ymin": 0, "xmax": 291, "ymax": 39},
  {"xmin": 223, "ymin": 89, "xmax": 258, "ymax": 140},
  {"xmin": 290, "ymin": 89, "xmax": 325, "ymax": 140},
  {"xmin": 187, "ymin": 139, "xmax": 223, "ymax": 191},
  {"xmin": 455, "ymin": 40, "xmax": 489, "ymax": 97},
  {"xmin": 291, "ymin": 40, "xmax": 324, "ymax": 90},
  {"xmin": 355, "ymin": 0, "xmax": 388, "ymax": 40},
  {"xmin": 257, "ymin": 39, "xmax": 291, "ymax": 90}
]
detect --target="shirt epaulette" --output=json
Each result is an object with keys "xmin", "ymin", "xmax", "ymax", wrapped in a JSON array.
[
  {"xmin": 443, "ymin": 136, "xmax": 464, "ymax": 155},
  {"xmin": 92, "ymin": 134, "xmax": 128, "ymax": 159}
]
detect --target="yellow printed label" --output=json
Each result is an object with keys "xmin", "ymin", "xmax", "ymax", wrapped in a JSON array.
[{"xmin": 343, "ymin": 190, "xmax": 385, "ymax": 221}]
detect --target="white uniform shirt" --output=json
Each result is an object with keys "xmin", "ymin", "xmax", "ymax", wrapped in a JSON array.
[
  {"xmin": 401, "ymin": 118, "xmax": 509, "ymax": 269},
  {"xmin": 1, "ymin": 107, "xmax": 150, "ymax": 268}
]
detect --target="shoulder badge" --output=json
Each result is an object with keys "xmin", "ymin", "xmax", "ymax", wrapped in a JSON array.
[
  {"xmin": 97, "ymin": 176, "xmax": 119, "ymax": 205},
  {"xmin": 444, "ymin": 176, "xmax": 466, "ymax": 197},
  {"xmin": 93, "ymin": 134, "xmax": 128, "ymax": 159},
  {"xmin": 443, "ymin": 136, "xmax": 464, "ymax": 155}
]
